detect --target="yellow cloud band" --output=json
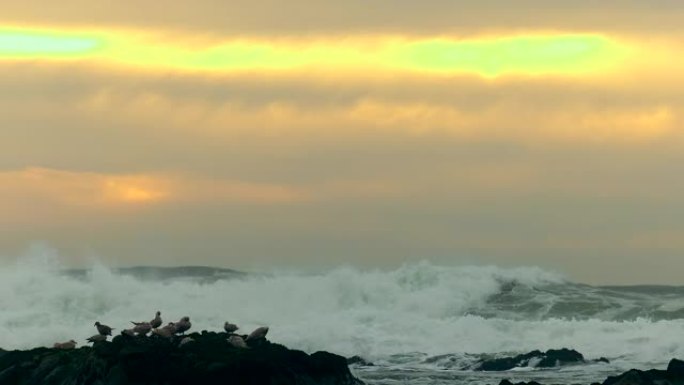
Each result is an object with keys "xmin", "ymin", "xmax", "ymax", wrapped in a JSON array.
[
  {"xmin": 390, "ymin": 35, "xmax": 624, "ymax": 76},
  {"xmin": 0, "ymin": 26, "xmax": 629, "ymax": 77},
  {"xmin": 0, "ymin": 27, "xmax": 101, "ymax": 56}
]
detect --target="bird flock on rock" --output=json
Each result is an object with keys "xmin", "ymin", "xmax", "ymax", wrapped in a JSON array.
[{"xmin": 52, "ymin": 311, "xmax": 269, "ymax": 351}]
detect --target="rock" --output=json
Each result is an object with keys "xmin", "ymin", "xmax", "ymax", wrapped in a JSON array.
[
  {"xmin": 499, "ymin": 358, "xmax": 684, "ymax": 385},
  {"xmin": 0, "ymin": 331, "xmax": 364, "ymax": 385},
  {"xmin": 602, "ymin": 359, "xmax": 684, "ymax": 385},
  {"xmin": 603, "ymin": 369, "xmax": 655, "ymax": 385},
  {"xmin": 667, "ymin": 358, "xmax": 684, "ymax": 376},
  {"xmin": 347, "ymin": 356, "xmax": 374, "ymax": 366},
  {"xmin": 476, "ymin": 348, "xmax": 585, "ymax": 371}
]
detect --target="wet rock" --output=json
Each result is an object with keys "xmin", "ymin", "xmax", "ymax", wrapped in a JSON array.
[
  {"xmin": 0, "ymin": 331, "xmax": 364, "ymax": 385},
  {"xmin": 477, "ymin": 348, "xmax": 585, "ymax": 371},
  {"xmin": 667, "ymin": 358, "xmax": 684, "ymax": 376},
  {"xmin": 499, "ymin": 359, "xmax": 684, "ymax": 385},
  {"xmin": 602, "ymin": 359, "xmax": 684, "ymax": 385},
  {"xmin": 347, "ymin": 356, "xmax": 374, "ymax": 366}
]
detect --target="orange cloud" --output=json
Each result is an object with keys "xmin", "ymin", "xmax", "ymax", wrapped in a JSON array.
[
  {"xmin": 0, "ymin": 167, "xmax": 410, "ymax": 214},
  {"xmin": 0, "ymin": 168, "xmax": 314, "ymax": 211},
  {"xmin": 2, "ymin": 168, "xmax": 171, "ymax": 206},
  {"xmin": 101, "ymin": 176, "xmax": 170, "ymax": 204}
]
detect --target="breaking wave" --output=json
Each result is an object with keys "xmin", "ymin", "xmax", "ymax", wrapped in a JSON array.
[{"xmin": 1, "ymin": 246, "xmax": 683, "ymax": 372}]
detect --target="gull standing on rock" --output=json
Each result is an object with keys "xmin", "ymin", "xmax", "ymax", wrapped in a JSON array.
[
  {"xmin": 246, "ymin": 326, "xmax": 269, "ymax": 341},
  {"xmin": 86, "ymin": 334, "xmax": 107, "ymax": 343},
  {"xmin": 179, "ymin": 337, "xmax": 195, "ymax": 347},
  {"xmin": 224, "ymin": 322, "xmax": 239, "ymax": 334},
  {"xmin": 95, "ymin": 322, "xmax": 114, "ymax": 336},
  {"xmin": 228, "ymin": 335, "xmax": 248, "ymax": 349},
  {"xmin": 150, "ymin": 311, "xmax": 162, "ymax": 329},
  {"xmin": 131, "ymin": 321, "xmax": 152, "ymax": 336},
  {"xmin": 152, "ymin": 323, "xmax": 177, "ymax": 338},
  {"xmin": 121, "ymin": 329, "xmax": 136, "ymax": 337},
  {"xmin": 174, "ymin": 317, "xmax": 191, "ymax": 335},
  {"xmin": 53, "ymin": 340, "xmax": 77, "ymax": 350}
]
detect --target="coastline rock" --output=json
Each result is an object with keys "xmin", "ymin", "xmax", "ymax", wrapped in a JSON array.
[
  {"xmin": 477, "ymin": 348, "xmax": 585, "ymax": 371},
  {"xmin": 498, "ymin": 359, "xmax": 684, "ymax": 385},
  {"xmin": 667, "ymin": 358, "xmax": 684, "ymax": 376},
  {"xmin": 0, "ymin": 331, "xmax": 364, "ymax": 385},
  {"xmin": 499, "ymin": 380, "xmax": 545, "ymax": 385},
  {"xmin": 347, "ymin": 356, "xmax": 374, "ymax": 366},
  {"xmin": 602, "ymin": 359, "xmax": 684, "ymax": 385}
]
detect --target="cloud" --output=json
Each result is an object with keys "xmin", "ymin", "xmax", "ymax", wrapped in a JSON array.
[
  {"xmin": 0, "ymin": 26, "xmax": 634, "ymax": 79},
  {"xmin": 1, "ymin": 14, "xmax": 684, "ymax": 282},
  {"xmin": 74, "ymin": 89, "xmax": 679, "ymax": 143},
  {"xmin": 0, "ymin": 167, "xmax": 406, "ymax": 220},
  {"xmin": 1, "ymin": 1, "xmax": 683, "ymax": 36},
  {"xmin": 0, "ymin": 168, "xmax": 171, "ymax": 207},
  {"xmin": 0, "ymin": 168, "xmax": 309, "ymax": 218}
]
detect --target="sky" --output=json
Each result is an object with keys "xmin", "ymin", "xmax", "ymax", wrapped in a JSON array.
[{"xmin": 1, "ymin": 1, "xmax": 683, "ymax": 284}]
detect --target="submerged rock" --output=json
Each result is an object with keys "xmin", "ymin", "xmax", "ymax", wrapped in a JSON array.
[
  {"xmin": 0, "ymin": 331, "xmax": 363, "ymax": 385},
  {"xmin": 499, "ymin": 380, "xmax": 545, "ymax": 385},
  {"xmin": 476, "ymin": 348, "xmax": 586, "ymax": 371},
  {"xmin": 347, "ymin": 356, "xmax": 374, "ymax": 366}
]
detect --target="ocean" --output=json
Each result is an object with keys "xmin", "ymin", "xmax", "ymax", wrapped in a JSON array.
[{"xmin": 1, "ymin": 253, "xmax": 683, "ymax": 385}]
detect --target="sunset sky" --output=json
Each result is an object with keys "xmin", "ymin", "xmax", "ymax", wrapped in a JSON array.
[{"xmin": 2, "ymin": 1, "xmax": 683, "ymax": 284}]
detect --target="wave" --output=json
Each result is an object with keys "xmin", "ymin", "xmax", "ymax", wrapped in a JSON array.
[{"xmin": 1, "ymin": 247, "xmax": 683, "ymax": 370}]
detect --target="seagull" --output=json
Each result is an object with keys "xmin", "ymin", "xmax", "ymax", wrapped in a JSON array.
[
  {"xmin": 224, "ymin": 322, "xmax": 239, "ymax": 334},
  {"xmin": 152, "ymin": 323, "xmax": 177, "ymax": 338},
  {"xmin": 53, "ymin": 340, "xmax": 77, "ymax": 350},
  {"xmin": 95, "ymin": 322, "xmax": 114, "ymax": 336},
  {"xmin": 150, "ymin": 311, "xmax": 162, "ymax": 329},
  {"xmin": 246, "ymin": 326, "xmax": 269, "ymax": 341},
  {"xmin": 86, "ymin": 334, "xmax": 107, "ymax": 343},
  {"xmin": 227, "ymin": 335, "xmax": 248, "ymax": 349},
  {"xmin": 121, "ymin": 329, "xmax": 136, "ymax": 337},
  {"xmin": 131, "ymin": 321, "xmax": 152, "ymax": 336},
  {"xmin": 179, "ymin": 337, "xmax": 195, "ymax": 347},
  {"xmin": 174, "ymin": 317, "xmax": 191, "ymax": 335}
]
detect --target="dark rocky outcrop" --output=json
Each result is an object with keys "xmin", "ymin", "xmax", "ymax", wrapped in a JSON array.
[
  {"xmin": 476, "ymin": 348, "xmax": 587, "ymax": 371},
  {"xmin": 0, "ymin": 331, "xmax": 363, "ymax": 385},
  {"xmin": 497, "ymin": 359, "xmax": 684, "ymax": 385},
  {"xmin": 499, "ymin": 380, "xmax": 545, "ymax": 385},
  {"xmin": 346, "ymin": 356, "xmax": 374, "ymax": 366},
  {"xmin": 602, "ymin": 359, "xmax": 684, "ymax": 385}
]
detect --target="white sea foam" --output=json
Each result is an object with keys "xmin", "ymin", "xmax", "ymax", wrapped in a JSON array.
[{"xmin": 1, "ymin": 247, "xmax": 682, "ymax": 373}]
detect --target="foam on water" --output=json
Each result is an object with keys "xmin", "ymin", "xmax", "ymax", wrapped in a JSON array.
[{"xmin": 1, "ymin": 247, "xmax": 683, "ymax": 375}]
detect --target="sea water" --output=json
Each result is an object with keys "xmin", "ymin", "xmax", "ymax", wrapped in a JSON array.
[{"xmin": 1, "ymin": 250, "xmax": 683, "ymax": 385}]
